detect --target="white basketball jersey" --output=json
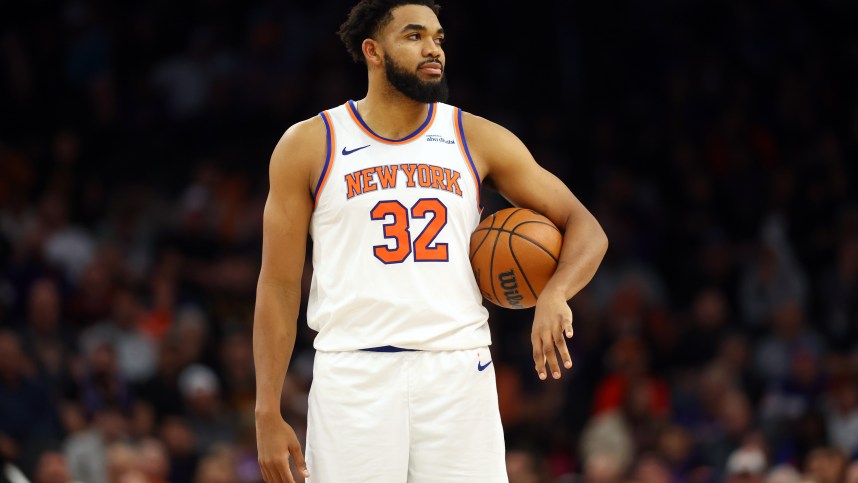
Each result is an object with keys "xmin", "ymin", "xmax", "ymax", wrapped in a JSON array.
[{"xmin": 307, "ymin": 100, "xmax": 490, "ymax": 351}]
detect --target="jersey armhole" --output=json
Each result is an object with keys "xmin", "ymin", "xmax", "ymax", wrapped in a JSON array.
[
  {"xmin": 453, "ymin": 108, "xmax": 482, "ymax": 210},
  {"xmin": 313, "ymin": 111, "xmax": 336, "ymax": 207}
]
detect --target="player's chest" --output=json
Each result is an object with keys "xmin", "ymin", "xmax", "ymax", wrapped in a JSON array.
[{"xmin": 328, "ymin": 140, "xmax": 470, "ymax": 203}]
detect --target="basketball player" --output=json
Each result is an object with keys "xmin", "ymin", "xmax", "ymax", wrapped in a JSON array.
[{"xmin": 253, "ymin": 1, "xmax": 608, "ymax": 481}]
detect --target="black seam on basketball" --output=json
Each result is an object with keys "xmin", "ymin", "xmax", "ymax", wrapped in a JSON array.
[
  {"xmin": 488, "ymin": 213, "xmax": 502, "ymax": 304},
  {"xmin": 473, "ymin": 228, "xmax": 560, "ymax": 263},
  {"xmin": 472, "ymin": 220, "xmax": 560, "ymax": 235},
  {"xmin": 503, "ymin": 209, "xmax": 532, "ymax": 232},
  {"xmin": 506, "ymin": 219, "xmax": 561, "ymax": 262},
  {"xmin": 498, "ymin": 208, "xmax": 525, "ymax": 231},
  {"xmin": 489, "ymin": 208, "xmax": 523, "ymax": 305},
  {"xmin": 508, "ymin": 219, "xmax": 561, "ymax": 234},
  {"xmin": 508, "ymin": 231, "xmax": 538, "ymax": 304},
  {"xmin": 470, "ymin": 214, "xmax": 496, "ymax": 262},
  {"xmin": 510, "ymin": 232, "xmax": 560, "ymax": 263}
]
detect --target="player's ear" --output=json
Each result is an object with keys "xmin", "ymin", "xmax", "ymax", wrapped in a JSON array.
[{"xmin": 362, "ymin": 39, "xmax": 383, "ymax": 67}]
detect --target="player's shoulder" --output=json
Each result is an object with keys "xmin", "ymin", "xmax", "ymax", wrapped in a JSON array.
[
  {"xmin": 458, "ymin": 110, "xmax": 517, "ymax": 142},
  {"xmin": 457, "ymin": 110, "xmax": 522, "ymax": 157},
  {"xmin": 277, "ymin": 115, "xmax": 327, "ymax": 150},
  {"xmin": 456, "ymin": 109, "xmax": 532, "ymax": 178},
  {"xmin": 270, "ymin": 114, "xmax": 328, "ymax": 172}
]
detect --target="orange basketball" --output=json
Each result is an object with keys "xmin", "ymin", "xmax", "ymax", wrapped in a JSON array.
[{"xmin": 469, "ymin": 208, "xmax": 562, "ymax": 309}]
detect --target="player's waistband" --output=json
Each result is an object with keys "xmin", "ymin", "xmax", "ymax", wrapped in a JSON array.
[{"xmin": 359, "ymin": 345, "xmax": 420, "ymax": 353}]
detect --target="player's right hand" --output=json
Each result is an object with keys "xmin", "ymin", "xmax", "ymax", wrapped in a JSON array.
[
  {"xmin": 531, "ymin": 287, "xmax": 574, "ymax": 380},
  {"xmin": 256, "ymin": 413, "xmax": 309, "ymax": 483}
]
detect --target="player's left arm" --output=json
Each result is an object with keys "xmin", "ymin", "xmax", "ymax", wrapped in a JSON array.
[{"xmin": 463, "ymin": 112, "xmax": 609, "ymax": 381}]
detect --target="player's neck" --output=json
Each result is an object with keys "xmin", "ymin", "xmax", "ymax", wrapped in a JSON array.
[{"xmin": 356, "ymin": 87, "xmax": 431, "ymax": 140}]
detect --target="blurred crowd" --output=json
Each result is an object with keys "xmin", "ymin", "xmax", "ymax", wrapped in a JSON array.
[{"xmin": 1, "ymin": 0, "xmax": 858, "ymax": 482}]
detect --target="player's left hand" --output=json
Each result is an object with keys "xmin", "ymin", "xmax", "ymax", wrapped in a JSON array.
[{"xmin": 531, "ymin": 288, "xmax": 573, "ymax": 380}]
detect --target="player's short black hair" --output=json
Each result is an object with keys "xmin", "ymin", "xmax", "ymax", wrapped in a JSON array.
[{"xmin": 338, "ymin": 0, "xmax": 442, "ymax": 63}]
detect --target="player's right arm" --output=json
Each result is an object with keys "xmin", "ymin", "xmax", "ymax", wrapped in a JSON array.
[{"xmin": 254, "ymin": 117, "xmax": 325, "ymax": 483}]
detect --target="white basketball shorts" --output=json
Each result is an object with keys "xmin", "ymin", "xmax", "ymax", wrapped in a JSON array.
[{"xmin": 305, "ymin": 346, "xmax": 508, "ymax": 482}]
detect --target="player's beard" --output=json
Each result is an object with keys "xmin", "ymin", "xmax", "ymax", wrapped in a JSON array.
[{"xmin": 384, "ymin": 53, "xmax": 449, "ymax": 103}]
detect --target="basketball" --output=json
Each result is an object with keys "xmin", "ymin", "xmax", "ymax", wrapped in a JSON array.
[{"xmin": 469, "ymin": 208, "xmax": 563, "ymax": 309}]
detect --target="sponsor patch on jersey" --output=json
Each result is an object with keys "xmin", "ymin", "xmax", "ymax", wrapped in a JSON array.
[{"xmin": 425, "ymin": 134, "xmax": 455, "ymax": 144}]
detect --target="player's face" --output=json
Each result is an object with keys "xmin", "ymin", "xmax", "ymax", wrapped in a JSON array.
[{"xmin": 379, "ymin": 5, "xmax": 448, "ymax": 103}]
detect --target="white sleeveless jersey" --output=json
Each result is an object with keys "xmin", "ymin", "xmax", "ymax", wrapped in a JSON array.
[{"xmin": 307, "ymin": 100, "xmax": 490, "ymax": 351}]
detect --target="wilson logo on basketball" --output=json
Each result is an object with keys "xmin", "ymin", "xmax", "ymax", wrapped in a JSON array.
[
  {"xmin": 470, "ymin": 207, "xmax": 562, "ymax": 309},
  {"xmin": 498, "ymin": 269, "xmax": 524, "ymax": 308}
]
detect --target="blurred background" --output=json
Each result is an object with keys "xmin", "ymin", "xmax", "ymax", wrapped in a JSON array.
[{"xmin": 1, "ymin": 0, "xmax": 858, "ymax": 482}]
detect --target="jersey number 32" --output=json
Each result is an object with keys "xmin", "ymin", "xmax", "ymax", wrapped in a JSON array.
[{"xmin": 370, "ymin": 198, "xmax": 448, "ymax": 264}]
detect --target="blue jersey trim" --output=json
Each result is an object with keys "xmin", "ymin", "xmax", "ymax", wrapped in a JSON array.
[
  {"xmin": 360, "ymin": 345, "xmax": 420, "ymax": 352},
  {"xmin": 347, "ymin": 100, "xmax": 435, "ymax": 143},
  {"xmin": 313, "ymin": 111, "xmax": 334, "ymax": 203},
  {"xmin": 456, "ymin": 108, "xmax": 482, "ymax": 210}
]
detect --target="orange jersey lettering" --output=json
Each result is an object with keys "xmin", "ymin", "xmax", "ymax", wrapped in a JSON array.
[
  {"xmin": 375, "ymin": 165, "xmax": 399, "ymax": 189},
  {"xmin": 430, "ymin": 165, "xmax": 446, "ymax": 190},
  {"xmin": 417, "ymin": 164, "xmax": 431, "ymax": 187},
  {"xmin": 445, "ymin": 168, "xmax": 462, "ymax": 196},
  {"xmin": 343, "ymin": 164, "xmax": 464, "ymax": 199},
  {"xmin": 400, "ymin": 163, "xmax": 418, "ymax": 187},
  {"xmin": 345, "ymin": 172, "xmax": 362, "ymax": 199},
  {"xmin": 360, "ymin": 167, "xmax": 378, "ymax": 193}
]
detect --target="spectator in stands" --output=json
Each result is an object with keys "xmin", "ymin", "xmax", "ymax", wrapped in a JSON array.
[
  {"xmin": 738, "ymin": 215, "xmax": 807, "ymax": 332},
  {"xmin": 104, "ymin": 443, "xmax": 138, "ymax": 483},
  {"xmin": 678, "ymin": 288, "xmax": 731, "ymax": 368},
  {"xmin": 218, "ymin": 330, "xmax": 256, "ymax": 416},
  {"xmin": 32, "ymin": 450, "xmax": 80, "ymax": 483},
  {"xmin": 758, "ymin": 346, "xmax": 827, "ymax": 443},
  {"xmin": 764, "ymin": 465, "xmax": 801, "ymax": 483},
  {"xmin": 192, "ymin": 452, "xmax": 239, "ymax": 483},
  {"xmin": 655, "ymin": 424, "xmax": 706, "ymax": 481},
  {"xmin": 177, "ymin": 364, "xmax": 235, "ymax": 454},
  {"xmin": 135, "ymin": 438, "xmax": 169, "ymax": 483},
  {"xmin": 592, "ymin": 336, "xmax": 670, "ymax": 421},
  {"xmin": 753, "ymin": 300, "xmax": 825, "ymax": 385},
  {"xmin": 724, "ymin": 446, "xmax": 767, "ymax": 482},
  {"xmin": 585, "ymin": 450, "xmax": 630, "ymax": 483},
  {"xmin": 698, "ymin": 388, "xmax": 756, "ymax": 471},
  {"xmin": 20, "ymin": 278, "xmax": 76, "ymax": 392},
  {"xmin": 845, "ymin": 460, "xmax": 858, "ymax": 483},
  {"xmin": 64, "ymin": 405, "xmax": 128, "ymax": 483},
  {"xmin": 135, "ymin": 338, "xmax": 185, "ymax": 419},
  {"xmin": 629, "ymin": 453, "xmax": 672, "ymax": 483},
  {"xmin": 0, "ymin": 331, "xmax": 62, "ymax": 473},
  {"xmin": 802, "ymin": 447, "xmax": 846, "ymax": 483},
  {"xmin": 505, "ymin": 449, "xmax": 546, "ymax": 483},
  {"xmin": 37, "ymin": 193, "xmax": 95, "ymax": 286},
  {"xmin": 74, "ymin": 342, "xmax": 133, "ymax": 419},
  {"xmin": 818, "ymin": 231, "xmax": 858, "ymax": 348},
  {"xmin": 158, "ymin": 417, "xmax": 197, "ymax": 483},
  {"xmin": 79, "ymin": 286, "xmax": 156, "ymax": 384},
  {"xmin": 138, "ymin": 276, "xmax": 177, "ymax": 343},
  {"xmin": 823, "ymin": 377, "xmax": 858, "ymax": 458}
]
